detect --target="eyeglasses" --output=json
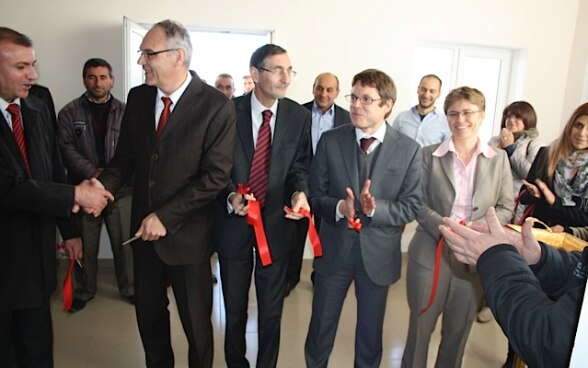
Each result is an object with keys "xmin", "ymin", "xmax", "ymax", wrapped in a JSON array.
[
  {"xmin": 345, "ymin": 94, "xmax": 383, "ymax": 105},
  {"xmin": 256, "ymin": 66, "xmax": 297, "ymax": 77},
  {"xmin": 446, "ymin": 110, "xmax": 480, "ymax": 120},
  {"xmin": 137, "ymin": 48, "xmax": 179, "ymax": 59}
]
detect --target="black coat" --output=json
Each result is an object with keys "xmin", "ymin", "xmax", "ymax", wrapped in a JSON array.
[{"xmin": 0, "ymin": 95, "xmax": 78, "ymax": 311}]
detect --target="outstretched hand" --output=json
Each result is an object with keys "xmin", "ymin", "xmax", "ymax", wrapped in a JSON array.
[{"xmin": 439, "ymin": 207, "xmax": 541, "ymax": 266}]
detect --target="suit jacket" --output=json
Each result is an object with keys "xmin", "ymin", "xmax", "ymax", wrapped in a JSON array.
[
  {"xmin": 310, "ymin": 124, "xmax": 422, "ymax": 286},
  {"xmin": 0, "ymin": 95, "xmax": 78, "ymax": 311},
  {"xmin": 214, "ymin": 94, "xmax": 311, "ymax": 261},
  {"xmin": 302, "ymin": 101, "xmax": 351, "ymax": 129},
  {"xmin": 408, "ymin": 143, "xmax": 514, "ymax": 268},
  {"xmin": 99, "ymin": 72, "xmax": 236, "ymax": 265}
]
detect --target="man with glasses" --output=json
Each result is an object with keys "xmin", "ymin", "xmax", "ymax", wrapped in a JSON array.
[
  {"xmin": 214, "ymin": 43, "xmax": 311, "ymax": 368},
  {"xmin": 285, "ymin": 72, "xmax": 351, "ymax": 296},
  {"xmin": 392, "ymin": 74, "xmax": 450, "ymax": 147},
  {"xmin": 304, "ymin": 69, "xmax": 422, "ymax": 367},
  {"xmin": 96, "ymin": 20, "xmax": 236, "ymax": 367},
  {"xmin": 57, "ymin": 58, "xmax": 134, "ymax": 312}
]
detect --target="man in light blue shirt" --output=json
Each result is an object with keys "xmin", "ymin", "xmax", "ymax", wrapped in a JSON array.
[{"xmin": 392, "ymin": 74, "xmax": 450, "ymax": 147}]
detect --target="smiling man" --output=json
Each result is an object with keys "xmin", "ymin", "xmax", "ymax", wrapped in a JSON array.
[
  {"xmin": 0, "ymin": 27, "xmax": 114, "ymax": 367},
  {"xmin": 392, "ymin": 74, "xmax": 450, "ymax": 147},
  {"xmin": 304, "ymin": 69, "xmax": 422, "ymax": 367},
  {"xmin": 214, "ymin": 43, "xmax": 311, "ymax": 368},
  {"xmin": 96, "ymin": 20, "xmax": 236, "ymax": 367},
  {"xmin": 284, "ymin": 72, "xmax": 352, "ymax": 296}
]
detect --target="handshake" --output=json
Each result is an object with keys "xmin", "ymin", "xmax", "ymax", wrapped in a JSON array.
[{"xmin": 72, "ymin": 178, "xmax": 114, "ymax": 216}]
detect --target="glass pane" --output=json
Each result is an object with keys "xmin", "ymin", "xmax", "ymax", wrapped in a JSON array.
[
  {"xmin": 190, "ymin": 31, "xmax": 271, "ymax": 96},
  {"xmin": 410, "ymin": 47, "xmax": 455, "ymax": 108},
  {"xmin": 458, "ymin": 56, "xmax": 502, "ymax": 144}
]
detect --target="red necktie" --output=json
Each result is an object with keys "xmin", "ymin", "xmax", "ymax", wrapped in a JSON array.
[
  {"xmin": 7, "ymin": 103, "xmax": 31, "ymax": 175},
  {"xmin": 156, "ymin": 97, "xmax": 173, "ymax": 139},
  {"xmin": 360, "ymin": 137, "xmax": 376, "ymax": 154},
  {"xmin": 248, "ymin": 110, "xmax": 272, "ymax": 207}
]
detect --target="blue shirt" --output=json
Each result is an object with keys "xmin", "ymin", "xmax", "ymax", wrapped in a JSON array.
[
  {"xmin": 311, "ymin": 102, "xmax": 336, "ymax": 154},
  {"xmin": 392, "ymin": 106, "xmax": 450, "ymax": 147}
]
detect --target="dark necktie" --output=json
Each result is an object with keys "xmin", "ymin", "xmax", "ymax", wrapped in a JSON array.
[
  {"xmin": 156, "ymin": 97, "xmax": 173, "ymax": 139},
  {"xmin": 360, "ymin": 137, "xmax": 376, "ymax": 154},
  {"xmin": 7, "ymin": 103, "xmax": 31, "ymax": 174},
  {"xmin": 248, "ymin": 110, "xmax": 272, "ymax": 207}
]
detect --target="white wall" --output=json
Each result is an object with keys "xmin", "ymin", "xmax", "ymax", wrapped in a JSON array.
[
  {"xmin": 2, "ymin": 0, "xmax": 584, "ymax": 141},
  {"xmin": 2, "ymin": 0, "xmax": 586, "ymax": 257}
]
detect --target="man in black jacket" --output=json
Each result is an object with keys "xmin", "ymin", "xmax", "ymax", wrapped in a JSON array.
[{"xmin": 440, "ymin": 207, "xmax": 587, "ymax": 368}]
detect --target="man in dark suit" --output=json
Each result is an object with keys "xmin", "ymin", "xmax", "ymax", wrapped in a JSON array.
[
  {"xmin": 286, "ymin": 72, "xmax": 351, "ymax": 295},
  {"xmin": 214, "ymin": 44, "xmax": 311, "ymax": 368},
  {"xmin": 0, "ymin": 27, "xmax": 112, "ymax": 367},
  {"xmin": 97, "ymin": 20, "xmax": 236, "ymax": 368},
  {"xmin": 304, "ymin": 69, "xmax": 422, "ymax": 367}
]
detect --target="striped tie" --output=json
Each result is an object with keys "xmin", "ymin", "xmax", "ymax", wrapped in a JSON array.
[
  {"xmin": 248, "ymin": 110, "xmax": 272, "ymax": 207},
  {"xmin": 7, "ymin": 103, "xmax": 31, "ymax": 175},
  {"xmin": 156, "ymin": 97, "xmax": 173, "ymax": 139}
]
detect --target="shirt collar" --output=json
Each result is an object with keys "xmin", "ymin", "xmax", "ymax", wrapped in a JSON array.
[
  {"xmin": 433, "ymin": 137, "xmax": 497, "ymax": 158},
  {"xmin": 312, "ymin": 101, "xmax": 335, "ymax": 116},
  {"xmin": 0, "ymin": 97, "xmax": 20, "ymax": 115},
  {"xmin": 157, "ymin": 72, "xmax": 192, "ymax": 107},
  {"xmin": 355, "ymin": 121, "xmax": 387, "ymax": 144},
  {"xmin": 251, "ymin": 90, "xmax": 278, "ymax": 117}
]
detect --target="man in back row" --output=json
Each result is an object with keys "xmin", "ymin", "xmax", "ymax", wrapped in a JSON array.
[
  {"xmin": 57, "ymin": 58, "xmax": 134, "ymax": 312},
  {"xmin": 286, "ymin": 72, "xmax": 351, "ymax": 295},
  {"xmin": 392, "ymin": 74, "xmax": 450, "ymax": 147},
  {"xmin": 215, "ymin": 73, "xmax": 235, "ymax": 99}
]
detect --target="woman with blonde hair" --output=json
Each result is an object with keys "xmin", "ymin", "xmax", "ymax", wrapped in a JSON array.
[{"xmin": 521, "ymin": 102, "xmax": 588, "ymax": 231}]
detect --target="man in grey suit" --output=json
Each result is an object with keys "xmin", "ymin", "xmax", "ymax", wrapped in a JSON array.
[
  {"xmin": 214, "ymin": 44, "xmax": 311, "ymax": 368},
  {"xmin": 97, "ymin": 20, "xmax": 236, "ymax": 367},
  {"xmin": 304, "ymin": 69, "xmax": 422, "ymax": 367},
  {"xmin": 286, "ymin": 72, "xmax": 351, "ymax": 295}
]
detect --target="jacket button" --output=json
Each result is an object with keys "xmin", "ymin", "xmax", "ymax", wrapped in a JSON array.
[
  {"xmin": 149, "ymin": 181, "xmax": 155, "ymax": 188},
  {"xmin": 152, "ymin": 153, "xmax": 159, "ymax": 160}
]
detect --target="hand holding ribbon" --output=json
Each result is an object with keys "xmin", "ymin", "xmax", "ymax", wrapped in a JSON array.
[
  {"xmin": 239, "ymin": 184, "xmax": 272, "ymax": 266},
  {"xmin": 284, "ymin": 206, "xmax": 323, "ymax": 257},
  {"xmin": 340, "ymin": 187, "xmax": 362, "ymax": 231}
]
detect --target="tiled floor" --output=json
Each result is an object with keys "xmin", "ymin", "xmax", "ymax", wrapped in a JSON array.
[{"xmin": 52, "ymin": 255, "xmax": 508, "ymax": 367}]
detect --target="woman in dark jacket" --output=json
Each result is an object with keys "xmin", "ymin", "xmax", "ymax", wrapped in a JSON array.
[{"xmin": 522, "ymin": 102, "xmax": 588, "ymax": 229}]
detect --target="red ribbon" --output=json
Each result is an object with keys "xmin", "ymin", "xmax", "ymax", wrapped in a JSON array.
[
  {"xmin": 63, "ymin": 258, "xmax": 75, "ymax": 311},
  {"xmin": 418, "ymin": 220, "xmax": 465, "ymax": 316},
  {"xmin": 238, "ymin": 184, "xmax": 272, "ymax": 266},
  {"xmin": 348, "ymin": 217, "xmax": 362, "ymax": 232},
  {"xmin": 285, "ymin": 207, "xmax": 323, "ymax": 257}
]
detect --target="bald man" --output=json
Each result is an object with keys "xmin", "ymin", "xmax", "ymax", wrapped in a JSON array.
[{"xmin": 285, "ymin": 72, "xmax": 352, "ymax": 296}]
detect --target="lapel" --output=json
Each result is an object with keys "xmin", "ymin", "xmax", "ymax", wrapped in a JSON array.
[
  {"xmin": 267, "ymin": 99, "xmax": 292, "ymax": 183},
  {"xmin": 439, "ymin": 151, "xmax": 456, "ymax": 190},
  {"xmin": 369, "ymin": 124, "xmax": 395, "ymax": 186},
  {"xmin": 0, "ymin": 106, "xmax": 28, "ymax": 176},
  {"xmin": 334, "ymin": 105, "xmax": 349, "ymax": 127},
  {"xmin": 473, "ymin": 153, "xmax": 490, "ymax": 194},
  {"xmin": 339, "ymin": 126, "xmax": 360, "ymax": 194},
  {"xmin": 271, "ymin": 99, "xmax": 289, "ymax": 162},
  {"xmin": 236, "ymin": 94, "xmax": 254, "ymax": 163},
  {"xmin": 155, "ymin": 72, "xmax": 202, "ymax": 144}
]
